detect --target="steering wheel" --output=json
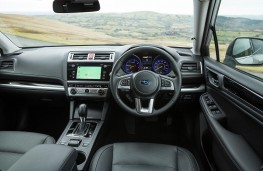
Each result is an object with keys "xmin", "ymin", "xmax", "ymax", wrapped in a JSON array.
[{"xmin": 110, "ymin": 46, "xmax": 182, "ymax": 117}]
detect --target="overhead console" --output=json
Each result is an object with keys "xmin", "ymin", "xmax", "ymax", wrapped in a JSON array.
[{"xmin": 66, "ymin": 51, "xmax": 115, "ymax": 98}]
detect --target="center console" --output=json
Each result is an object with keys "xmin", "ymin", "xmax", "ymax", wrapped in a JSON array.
[
  {"xmin": 57, "ymin": 101, "xmax": 108, "ymax": 171},
  {"xmin": 66, "ymin": 51, "xmax": 115, "ymax": 98},
  {"xmin": 58, "ymin": 51, "xmax": 114, "ymax": 170}
]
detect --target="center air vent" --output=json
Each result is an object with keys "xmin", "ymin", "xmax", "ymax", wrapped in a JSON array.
[
  {"xmin": 181, "ymin": 62, "xmax": 202, "ymax": 73},
  {"xmin": 72, "ymin": 53, "xmax": 88, "ymax": 60},
  {"xmin": 0, "ymin": 60, "xmax": 14, "ymax": 71},
  {"xmin": 94, "ymin": 53, "xmax": 111, "ymax": 60},
  {"xmin": 69, "ymin": 52, "xmax": 114, "ymax": 62}
]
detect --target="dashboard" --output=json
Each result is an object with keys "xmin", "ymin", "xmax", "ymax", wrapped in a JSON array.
[{"xmin": 0, "ymin": 44, "xmax": 205, "ymax": 101}]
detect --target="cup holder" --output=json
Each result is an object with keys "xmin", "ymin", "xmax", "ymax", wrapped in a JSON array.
[{"xmin": 76, "ymin": 151, "xmax": 86, "ymax": 165}]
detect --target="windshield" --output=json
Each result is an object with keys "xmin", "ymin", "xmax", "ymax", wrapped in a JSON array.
[{"xmin": 0, "ymin": 0, "xmax": 193, "ymax": 47}]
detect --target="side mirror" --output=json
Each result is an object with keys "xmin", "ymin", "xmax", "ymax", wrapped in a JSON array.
[
  {"xmin": 224, "ymin": 37, "xmax": 263, "ymax": 66},
  {"xmin": 53, "ymin": 0, "xmax": 100, "ymax": 13}
]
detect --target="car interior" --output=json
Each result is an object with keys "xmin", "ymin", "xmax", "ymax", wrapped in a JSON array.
[{"xmin": 0, "ymin": 0, "xmax": 262, "ymax": 171}]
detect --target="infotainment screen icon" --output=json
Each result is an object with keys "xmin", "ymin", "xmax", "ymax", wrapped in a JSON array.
[{"xmin": 76, "ymin": 66, "xmax": 102, "ymax": 79}]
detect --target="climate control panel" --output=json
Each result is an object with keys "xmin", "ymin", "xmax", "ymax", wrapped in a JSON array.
[{"xmin": 67, "ymin": 83, "xmax": 108, "ymax": 98}]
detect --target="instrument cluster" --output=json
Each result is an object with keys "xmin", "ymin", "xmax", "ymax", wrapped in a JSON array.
[{"xmin": 122, "ymin": 53, "xmax": 171, "ymax": 75}]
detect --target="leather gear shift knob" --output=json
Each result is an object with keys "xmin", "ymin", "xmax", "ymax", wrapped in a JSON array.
[{"xmin": 78, "ymin": 104, "xmax": 87, "ymax": 118}]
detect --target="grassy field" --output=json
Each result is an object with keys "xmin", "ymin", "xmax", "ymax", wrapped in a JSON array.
[
  {"xmin": 0, "ymin": 14, "xmax": 132, "ymax": 46},
  {"xmin": 0, "ymin": 13, "xmax": 192, "ymax": 47}
]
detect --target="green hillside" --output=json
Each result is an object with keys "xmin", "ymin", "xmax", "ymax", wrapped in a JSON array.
[
  {"xmin": 45, "ymin": 12, "xmax": 193, "ymax": 43},
  {"xmin": 216, "ymin": 16, "xmax": 263, "ymax": 31},
  {"xmin": 45, "ymin": 12, "xmax": 263, "ymax": 45}
]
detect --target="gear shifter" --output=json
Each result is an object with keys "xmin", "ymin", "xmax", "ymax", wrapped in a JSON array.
[
  {"xmin": 79, "ymin": 104, "xmax": 87, "ymax": 124},
  {"xmin": 75, "ymin": 104, "xmax": 88, "ymax": 135}
]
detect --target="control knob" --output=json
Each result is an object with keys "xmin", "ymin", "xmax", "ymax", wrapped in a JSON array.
[
  {"xmin": 70, "ymin": 88, "xmax": 77, "ymax": 95},
  {"xmin": 98, "ymin": 89, "xmax": 105, "ymax": 96}
]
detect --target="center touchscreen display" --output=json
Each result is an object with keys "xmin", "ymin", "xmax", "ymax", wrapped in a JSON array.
[{"xmin": 76, "ymin": 66, "xmax": 102, "ymax": 80}]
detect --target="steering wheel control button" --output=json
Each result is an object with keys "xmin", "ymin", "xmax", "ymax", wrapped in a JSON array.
[
  {"xmin": 165, "ymin": 80, "xmax": 171, "ymax": 87},
  {"xmin": 161, "ymin": 78, "xmax": 172, "ymax": 87},
  {"xmin": 120, "ymin": 79, "xmax": 130, "ymax": 86},
  {"xmin": 118, "ymin": 77, "xmax": 131, "ymax": 90},
  {"xmin": 133, "ymin": 71, "xmax": 159, "ymax": 96},
  {"xmin": 161, "ymin": 79, "xmax": 165, "ymax": 86}
]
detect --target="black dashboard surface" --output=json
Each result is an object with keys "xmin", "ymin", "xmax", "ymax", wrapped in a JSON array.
[{"xmin": 0, "ymin": 44, "xmax": 204, "ymax": 96}]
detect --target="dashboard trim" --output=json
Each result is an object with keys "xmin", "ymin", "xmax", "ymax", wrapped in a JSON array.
[
  {"xmin": 0, "ymin": 82, "xmax": 65, "ymax": 91},
  {"xmin": 0, "ymin": 82, "xmax": 205, "ymax": 93},
  {"xmin": 181, "ymin": 84, "xmax": 205, "ymax": 93}
]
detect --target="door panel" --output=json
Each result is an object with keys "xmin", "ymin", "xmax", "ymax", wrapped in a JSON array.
[{"xmin": 200, "ymin": 57, "xmax": 263, "ymax": 171}]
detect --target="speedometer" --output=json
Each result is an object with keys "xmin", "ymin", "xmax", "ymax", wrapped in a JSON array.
[
  {"xmin": 123, "ymin": 55, "xmax": 142, "ymax": 74},
  {"xmin": 152, "ymin": 58, "xmax": 170, "ymax": 75}
]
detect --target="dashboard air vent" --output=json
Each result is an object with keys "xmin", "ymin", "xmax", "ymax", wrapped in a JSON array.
[
  {"xmin": 94, "ymin": 53, "xmax": 112, "ymax": 60},
  {"xmin": 0, "ymin": 60, "xmax": 14, "ymax": 70},
  {"xmin": 181, "ymin": 62, "xmax": 201, "ymax": 73},
  {"xmin": 72, "ymin": 53, "xmax": 88, "ymax": 60}
]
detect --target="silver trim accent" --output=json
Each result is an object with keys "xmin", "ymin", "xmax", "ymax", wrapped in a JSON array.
[
  {"xmin": 68, "ymin": 122, "xmax": 90, "ymax": 137},
  {"xmin": 118, "ymin": 85, "xmax": 130, "ymax": 90},
  {"xmin": 135, "ymin": 98, "xmax": 154, "ymax": 114},
  {"xmin": 0, "ymin": 82, "xmax": 65, "ymax": 91},
  {"xmin": 200, "ymin": 61, "xmax": 203, "ymax": 74},
  {"xmin": 68, "ymin": 51, "xmax": 115, "ymax": 62},
  {"xmin": 181, "ymin": 84, "xmax": 205, "ymax": 93},
  {"xmin": 67, "ymin": 80, "xmax": 109, "ymax": 84}
]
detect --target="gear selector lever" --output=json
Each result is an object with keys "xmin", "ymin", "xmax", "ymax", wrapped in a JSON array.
[
  {"xmin": 79, "ymin": 104, "xmax": 87, "ymax": 128},
  {"xmin": 75, "ymin": 104, "xmax": 89, "ymax": 136}
]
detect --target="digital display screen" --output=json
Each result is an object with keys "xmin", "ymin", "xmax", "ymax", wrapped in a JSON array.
[
  {"xmin": 76, "ymin": 66, "xmax": 101, "ymax": 79},
  {"xmin": 142, "ymin": 56, "xmax": 153, "ymax": 63}
]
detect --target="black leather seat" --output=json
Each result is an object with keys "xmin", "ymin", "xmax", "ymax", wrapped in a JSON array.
[
  {"xmin": 90, "ymin": 143, "xmax": 199, "ymax": 171},
  {"xmin": 0, "ymin": 131, "xmax": 55, "ymax": 171}
]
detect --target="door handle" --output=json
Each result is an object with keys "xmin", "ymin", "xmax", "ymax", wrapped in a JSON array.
[{"xmin": 207, "ymin": 69, "xmax": 220, "ymax": 87}]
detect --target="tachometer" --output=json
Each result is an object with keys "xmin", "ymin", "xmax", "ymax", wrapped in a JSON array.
[
  {"xmin": 123, "ymin": 55, "xmax": 142, "ymax": 74},
  {"xmin": 153, "ymin": 58, "xmax": 170, "ymax": 75}
]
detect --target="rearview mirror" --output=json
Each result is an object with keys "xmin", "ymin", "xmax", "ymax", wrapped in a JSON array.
[
  {"xmin": 53, "ymin": 0, "xmax": 100, "ymax": 13},
  {"xmin": 224, "ymin": 37, "xmax": 263, "ymax": 66}
]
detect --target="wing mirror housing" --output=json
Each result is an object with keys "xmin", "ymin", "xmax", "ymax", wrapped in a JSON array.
[
  {"xmin": 224, "ymin": 37, "xmax": 263, "ymax": 66},
  {"xmin": 53, "ymin": 0, "xmax": 100, "ymax": 13}
]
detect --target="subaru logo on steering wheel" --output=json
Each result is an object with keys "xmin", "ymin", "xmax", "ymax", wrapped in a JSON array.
[{"xmin": 140, "ymin": 80, "xmax": 151, "ymax": 86}]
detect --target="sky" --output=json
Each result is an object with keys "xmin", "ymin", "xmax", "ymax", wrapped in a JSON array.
[
  {"xmin": 0, "ymin": 0, "xmax": 193, "ymax": 14},
  {"xmin": 0, "ymin": 0, "xmax": 263, "ymax": 15}
]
